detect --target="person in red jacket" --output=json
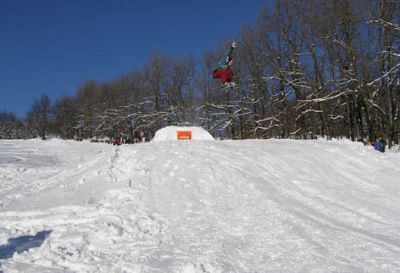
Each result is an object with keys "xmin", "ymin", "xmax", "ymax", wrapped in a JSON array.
[{"xmin": 212, "ymin": 42, "xmax": 236, "ymax": 87}]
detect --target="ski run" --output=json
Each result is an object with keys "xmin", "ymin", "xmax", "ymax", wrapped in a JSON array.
[{"xmin": 1, "ymin": 129, "xmax": 399, "ymax": 272}]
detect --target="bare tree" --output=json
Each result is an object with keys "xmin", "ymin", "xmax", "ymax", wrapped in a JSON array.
[
  {"xmin": 54, "ymin": 96, "xmax": 77, "ymax": 139},
  {"xmin": 27, "ymin": 94, "xmax": 52, "ymax": 140}
]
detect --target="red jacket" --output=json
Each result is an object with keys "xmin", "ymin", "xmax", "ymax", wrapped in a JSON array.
[{"xmin": 213, "ymin": 68, "xmax": 233, "ymax": 85}]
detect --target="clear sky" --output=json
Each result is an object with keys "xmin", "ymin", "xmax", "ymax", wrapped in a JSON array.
[{"xmin": 0, "ymin": 0, "xmax": 271, "ymax": 117}]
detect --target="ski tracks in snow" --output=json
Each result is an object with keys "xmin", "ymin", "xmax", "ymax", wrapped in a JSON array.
[
  {"xmin": 1, "ymin": 141, "xmax": 170, "ymax": 272},
  {"xmin": 1, "ymin": 139, "xmax": 400, "ymax": 272}
]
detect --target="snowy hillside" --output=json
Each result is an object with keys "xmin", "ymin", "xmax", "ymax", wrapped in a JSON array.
[{"xmin": 0, "ymin": 136, "xmax": 399, "ymax": 272}]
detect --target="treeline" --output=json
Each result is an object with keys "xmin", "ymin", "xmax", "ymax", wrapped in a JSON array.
[
  {"xmin": 1, "ymin": 0, "xmax": 399, "ymax": 146},
  {"xmin": 1, "ymin": 54, "xmax": 197, "ymax": 140}
]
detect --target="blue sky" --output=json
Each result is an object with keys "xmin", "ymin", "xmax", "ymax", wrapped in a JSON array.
[{"xmin": 0, "ymin": 0, "xmax": 271, "ymax": 117}]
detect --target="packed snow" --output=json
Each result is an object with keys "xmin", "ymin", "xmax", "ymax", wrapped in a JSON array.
[{"xmin": 0, "ymin": 134, "xmax": 399, "ymax": 272}]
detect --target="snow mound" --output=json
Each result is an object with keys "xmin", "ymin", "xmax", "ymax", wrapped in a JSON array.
[{"xmin": 152, "ymin": 126, "xmax": 214, "ymax": 142}]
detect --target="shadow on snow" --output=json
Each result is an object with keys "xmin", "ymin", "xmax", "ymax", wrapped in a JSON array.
[{"xmin": 0, "ymin": 230, "xmax": 52, "ymax": 260}]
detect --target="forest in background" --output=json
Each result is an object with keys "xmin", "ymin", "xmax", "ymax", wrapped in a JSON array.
[{"xmin": 1, "ymin": 0, "xmax": 399, "ymax": 146}]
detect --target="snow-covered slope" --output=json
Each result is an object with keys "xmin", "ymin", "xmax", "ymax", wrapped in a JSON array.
[{"xmin": 0, "ymin": 138, "xmax": 399, "ymax": 272}]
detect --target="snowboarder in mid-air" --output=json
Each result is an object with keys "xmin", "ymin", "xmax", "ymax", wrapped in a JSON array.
[{"xmin": 212, "ymin": 41, "xmax": 237, "ymax": 88}]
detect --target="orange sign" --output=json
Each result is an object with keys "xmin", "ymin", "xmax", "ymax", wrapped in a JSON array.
[{"xmin": 177, "ymin": 130, "xmax": 192, "ymax": 140}]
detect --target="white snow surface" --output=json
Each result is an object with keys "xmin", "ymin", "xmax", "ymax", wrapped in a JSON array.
[
  {"xmin": 0, "ymin": 138, "xmax": 399, "ymax": 272},
  {"xmin": 152, "ymin": 126, "xmax": 214, "ymax": 142}
]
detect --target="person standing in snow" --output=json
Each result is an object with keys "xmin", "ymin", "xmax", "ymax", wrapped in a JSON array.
[
  {"xmin": 212, "ymin": 41, "xmax": 237, "ymax": 87},
  {"xmin": 360, "ymin": 135, "xmax": 372, "ymax": 146},
  {"xmin": 373, "ymin": 135, "xmax": 386, "ymax": 153},
  {"xmin": 139, "ymin": 130, "xmax": 146, "ymax": 142}
]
